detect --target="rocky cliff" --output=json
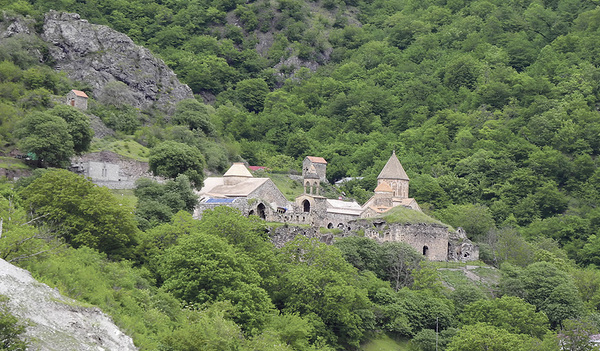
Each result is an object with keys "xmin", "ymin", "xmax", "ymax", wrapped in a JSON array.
[
  {"xmin": 0, "ymin": 11, "xmax": 193, "ymax": 114},
  {"xmin": 0, "ymin": 258, "xmax": 138, "ymax": 351}
]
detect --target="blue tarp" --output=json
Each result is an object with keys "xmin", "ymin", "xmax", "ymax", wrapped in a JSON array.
[{"xmin": 205, "ymin": 198, "xmax": 236, "ymax": 204}]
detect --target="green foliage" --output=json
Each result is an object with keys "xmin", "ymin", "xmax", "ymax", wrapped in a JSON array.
[
  {"xmin": 446, "ymin": 323, "xmax": 537, "ymax": 351},
  {"xmin": 499, "ymin": 262, "xmax": 585, "ymax": 329},
  {"xmin": 158, "ymin": 221, "xmax": 275, "ymax": 333},
  {"xmin": 149, "ymin": 140, "xmax": 205, "ymax": 189},
  {"xmin": 48, "ymin": 105, "xmax": 93, "ymax": 154},
  {"xmin": 0, "ymin": 295, "xmax": 28, "ymax": 351},
  {"xmin": 18, "ymin": 169, "xmax": 138, "ymax": 258},
  {"xmin": 172, "ymin": 99, "xmax": 216, "ymax": 136},
  {"xmin": 373, "ymin": 287, "xmax": 455, "ymax": 338},
  {"xmin": 275, "ymin": 237, "xmax": 373, "ymax": 348},
  {"xmin": 22, "ymin": 246, "xmax": 181, "ymax": 350},
  {"xmin": 134, "ymin": 175, "xmax": 198, "ymax": 230},
  {"xmin": 15, "ymin": 111, "xmax": 74, "ymax": 168},
  {"xmin": 435, "ymin": 204, "xmax": 494, "ymax": 241},
  {"xmin": 459, "ymin": 296, "xmax": 550, "ymax": 339}
]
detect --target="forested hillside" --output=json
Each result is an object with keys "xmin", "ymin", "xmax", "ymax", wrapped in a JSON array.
[{"xmin": 1, "ymin": 0, "xmax": 600, "ymax": 349}]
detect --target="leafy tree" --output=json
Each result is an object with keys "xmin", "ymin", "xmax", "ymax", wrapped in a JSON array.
[
  {"xmin": 410, "ymin": 328, "xmax": 456, "ymax": 351},
  {"xmin": 172, "ymin": 99, "xmax": 216, "ymax": 136},
  {"xmin": 373, "ymin": 287, "xmax": 455, "ymax": 337},
  {"xmin": 49, "ymin": 105, "xmax": 93, "ymax": 154},
  {"xmin": 460, "ymin": 296, "xmax": 550, "ymax": 338},
  {"xmin": 159, "ymin": 231, "xmax": 274, "ymax": 333},
  {"xmin": 159, "ymin": 302, "xmax": 244, "ymax": 351},
  {"xmin": 134, "ymin": 175, "xmax": 198, "ymax": 229},
  {"xmin": 0, "ymin": 183, "xmax": 62, "ymax": 263},
  {"xmin": 18, "ymin": 169, "xmax": 138, "ymax": 258},
  {"xmin": 334, "ymin": 236, "xmax": 382, "ymax": 275},
  {"xmin": 149, "ymin": 140, "xmax": 205, "ymax": 189},
  {"xmin": 235, "ymin": 78, "xmax": 269, "ymax": 113},
  {"xmin": 435, "ymin": 204, "xmax": 495, "ymax": 241},
  {"xmin": 274, "ymin": 237, "xmax": 373, "ymax": 349},
  {"xmin": 499, "ymin": 262, "xmax": 584, "ymax": 328},
  {"xmin": 15, "ymin": 112, "xmax": 74, "ymax": 168},
  {"xmin": 446, "ymin": 323, "xmax": 536, "ymax": 351},
  {"xmin": 559, "ymin": 319, "xmax": 600, "ymax": 351},
  {"xmin": 380, "ymin": 241, "xmax": 423, "ymax": 291}
]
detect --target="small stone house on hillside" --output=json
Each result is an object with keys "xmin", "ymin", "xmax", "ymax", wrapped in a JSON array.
[{"xmin": 66, "ymin": 89, "xmax": 89, "ymax": 110}]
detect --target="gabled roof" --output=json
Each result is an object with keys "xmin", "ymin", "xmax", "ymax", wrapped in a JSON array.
[
  {"xmin": 71, "ymin": 89, "xmax": 88, "ymax": 98},
  {"xmin": 306, "ymin": 156, "xmax": 327, "ymax": 164},
  {"xmin": 198, "ymin": 177, "xmax": 270, "ymax": 197},
  {"xmin": 224, "ymin": 163, "xmax": 253, "ymax": 178},
  {"xmin": 378, "ymin": 151, "xmax": 409, "ymax": 180}
]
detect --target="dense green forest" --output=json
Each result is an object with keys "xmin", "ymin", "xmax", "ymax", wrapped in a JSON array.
[{"xmin": 1, "ymin": 0, "xmax": 600, "ymax": 349}]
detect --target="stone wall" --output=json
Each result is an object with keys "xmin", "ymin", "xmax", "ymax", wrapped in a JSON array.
[
  {"xmin": 248, "ymin": 180, "xmax": 289, "ymax": 208},
  {"xmin": 322, "ymin": 212, "xmax": 359, "ymax": 230},
  {"xmin": 84, "ymin": 161, "xmax": 120, "ymax": 181},
  {"xmin": 447, "ymin": 227, "xmax": 480, "ymax": 262},
  {"xmin": 66, "ymin": 91, "xmax": 88, "ymax": 110},
  {"xmin": 270, "ymin": 225, "xmax": 334, "ymax": 248},
  {"xmin": 267, "ymin": 219, "xmax": 470, "ymax": 262},
  {"xmin": 346, "ymin": 220, "xmax": 450, "ymax": 261}
]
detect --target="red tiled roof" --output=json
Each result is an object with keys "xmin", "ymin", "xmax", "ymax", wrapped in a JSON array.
[
  {"xmin": 248, "ymin": 166, "xmax": 267, "ymax": 171},
  {"xmin": 71, "ymin": 90, "xmax": 88, "ymax": 98},
  {"xmin": 306, "ymin": 156, "xmax": 327, "ymax": 164}
]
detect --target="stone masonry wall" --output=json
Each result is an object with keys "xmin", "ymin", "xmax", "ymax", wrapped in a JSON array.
[
  {"xmin": 346, "ymin": 220, "xmax": 449, "ymax": 261},
  {"xmin": 248, "ymin": 180, "xmax": 288, "ymax": 208}
]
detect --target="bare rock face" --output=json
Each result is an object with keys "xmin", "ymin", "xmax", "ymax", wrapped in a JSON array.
[
  {"xmin": 0, "ymin": 258, "xmax": 138, "ymax": 351},
  {"xmin": 41, "ymin": 11, "xmax": 193, "ymax": 114}
]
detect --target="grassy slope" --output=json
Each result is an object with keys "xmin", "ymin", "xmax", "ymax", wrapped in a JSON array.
[
  {"xmin": 361, "ymin": 334, "xmax": 410, "ymax": 351},
  {"xmin": 90, "ymin": 138, "xmax": 150, "ymax": 162},
  {"xmin": 378, "ymin": 206, "xmax": 453, "ymax": 228}
]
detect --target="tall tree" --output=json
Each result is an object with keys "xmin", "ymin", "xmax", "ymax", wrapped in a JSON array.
[
  {"xmin": 15, "ymin": 112, "xmax": 74, "ymax": 168},
  {"xmin": 19, "ymin": 169, "xmax": 138, "ymax": 258},
  {"xmin": 149, "ymin": 140, "xmax": 205, "ymax": 189}
]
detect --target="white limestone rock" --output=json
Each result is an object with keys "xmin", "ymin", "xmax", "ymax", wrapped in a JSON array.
[{"xmin": 0, "ymin": 258, "xmax": 138, "ymax": 351}]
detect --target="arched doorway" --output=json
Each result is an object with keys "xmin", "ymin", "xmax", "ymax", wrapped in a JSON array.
[
  {"xmin": 423, "ymin": 245, "xmax": 429, "ymax": 256},
  {"xmin": 302, "ymin": 199, "xmax": 310, "ymax": 212},
  {"xmin": 327, "ymin": 223, "xmax": 333, "ymax": 229},
  {"xmin": 257, "ymin": 203, "xmax": 266, "ymax": 220}
]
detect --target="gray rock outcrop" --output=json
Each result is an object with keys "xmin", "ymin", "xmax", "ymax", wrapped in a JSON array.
[
  {"xmin": 0, "ymin": 258, "xmax": 138, "ymax": 351},
  {"xmin": 0, "ymin": 11, "xmax": 193, "ymax": 114},
  {"xmin": 42, "ymin": 11, "xmax": 193, "ymax": 113}
]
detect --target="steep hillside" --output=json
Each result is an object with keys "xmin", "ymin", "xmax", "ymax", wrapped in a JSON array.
[
  {"xmin": 0, "ymin": 10, "xmax": 194, "ymax": 113},
  {"xmin": 0, "ymin": 258, "xmax": 137, "ymax": 351}
]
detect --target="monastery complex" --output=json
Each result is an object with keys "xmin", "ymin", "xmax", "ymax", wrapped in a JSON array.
[
  {"xmin": 194, "ymin": 151, "xmax": 420, "ymax": 228},
  {"xmin": 194, "ymin": 152, "xmax": 478, "ymax": 261}
]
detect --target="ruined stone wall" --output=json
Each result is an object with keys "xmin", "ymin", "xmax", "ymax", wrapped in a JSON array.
[
  {"xmin": 322, "ymin": 212, "xmax": 359, "ymax": 230},
  {"xmin": 346, "ymin": 220, "xmax": 449, "ymax": 261},
  {"xmin": 270, "ymin": 225, "xmax": 333, "ymax": 248},
  {"xmin": 447, "ymin": 227, "xmax": 479, "ymax": 262}
]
